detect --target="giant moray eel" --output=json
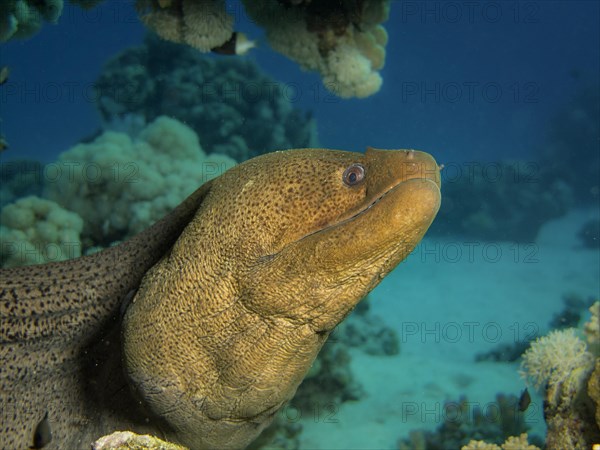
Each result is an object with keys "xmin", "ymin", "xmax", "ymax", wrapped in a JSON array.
[{"xmin": 0, "ymin": 148, "xmax": 441, "ymax": 449}]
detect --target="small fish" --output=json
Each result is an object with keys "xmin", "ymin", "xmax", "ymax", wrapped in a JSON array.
[
  {"xmin": 31, "ymin": 411, "xmax": 52, "ymax": 449},
  {"xmin": 212, "ymin": 32, "xmax": 256, "ymax": 56},
  {"xmin": 518, "ymin": 388, "xmax": 531, "ymax": 412},
  {"xmin": 0, "ymin": 66, "xmax": 9, "ymax": 85}
]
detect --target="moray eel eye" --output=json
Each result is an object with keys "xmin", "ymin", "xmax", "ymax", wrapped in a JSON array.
[{"xmin": 343, "ymin": 163, "xmax": 365, "ymax": 186}]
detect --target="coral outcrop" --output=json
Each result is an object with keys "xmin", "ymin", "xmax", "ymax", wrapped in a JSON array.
[
  {"xmin": 397, "ymin": 394, "xmax": 540, "ymax": 450},
  {"xmin": 92, "ymin": 431, "xmax": 187, "ymax": 450},
  {"xmin": 95, "ymin": 34, "xmax": 318, "ymax": 162},
  {"xmin": 0, "ymin": 159, "xmax": 45, "ymax": 209},
  {"xmin": 520, "ymin": 322, "xmax": 600, "ymax": 448},
  {"xmin": 0, "ymin": 195, "xmax": 83, "ymax": 267},
  {"xmin": 520, "ymin": 329, "xmax": 594, "ymax": 399},
  {"xmin": 135, "ymin": 0, "xmax": 233, "ymax": 52},
  {"xmin": 429, "ymin": 160, "xmax": 573, "ymax": 241},
  {"xmin": 242, "ymin": 0, "xmax": 390, "ymax": 98},
  {"xmin": 0, "ymin": 0, "xmax": 63, "ymax": 42},
  {"xmin": 542, "ymin": 84, "xmax": 600, "ymax": 206},
  {"xmin": 585, "ymin": 301, "xmax": 599, "ymax": 356},
  {"xmin": 45, "ymin": 116, "xmax": 235, "ymax": 247},
  {"xmin": 461, "ymin": 433, "xmax": 540, "ymax": 450},
  {"xmin": 577, "ymin": 219, "xmax": 600, "ymax": 249},
  {"xmin": 2, "ymin": 0, "xmax": 390, "ymax": 99}
]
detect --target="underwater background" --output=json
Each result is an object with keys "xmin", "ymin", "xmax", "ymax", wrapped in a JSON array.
[{"xmin": 1, "ymin": 0, "xmax": 599, "ymax": 449}]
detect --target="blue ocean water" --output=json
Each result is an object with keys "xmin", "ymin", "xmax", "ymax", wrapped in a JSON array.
[{"xmin": 0, "ymin": 1, "xmax": 599, "ymax": 449}]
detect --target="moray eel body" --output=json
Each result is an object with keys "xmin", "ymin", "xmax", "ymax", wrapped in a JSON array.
[{"xmin": 0, "ymin": 148, "xmax": 441, "ymax": 449}]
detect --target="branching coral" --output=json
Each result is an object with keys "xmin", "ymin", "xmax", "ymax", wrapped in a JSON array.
[
  {"xmin": 45, "ymin": 116, "xmax": 235, "ymax": 247},
  {"xmin": 0, "ymin": 195, "xmax": 83, "ymax": 267},
  {"xmin": 135, "ymin": 0, "xmax": 233, "ymax": 52},
  {"xmin": 242, "ymin": 0, "xmax": 390, "ymax": 98}
]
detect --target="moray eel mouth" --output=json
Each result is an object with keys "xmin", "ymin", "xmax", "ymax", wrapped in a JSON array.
[
  {"xmin": 362, "ymin": 177, "xmax": 440, "ymax": 216},
  {"xmin": 334, "ymin": 177, "xmax": 441, "ymax": 234},
  {"xmin": 298, "ymin": 150, "xmax": 442, "ymax": 244},
  {"xmin": 332, "ymin": 149, "xmax": 441, "ymax": 230}
]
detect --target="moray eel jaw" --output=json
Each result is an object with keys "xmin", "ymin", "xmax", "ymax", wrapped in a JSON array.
[{"xmin": 122, "ymin": 148, "xmax": 441, "ymax": 450}]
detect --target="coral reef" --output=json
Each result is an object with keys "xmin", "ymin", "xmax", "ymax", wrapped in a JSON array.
[
  {"xmin": 291, "ymin": 337, "xmax": 364, "ymax": 415},
  {"xmin": 333, "ymin": 296, "xmax": 400, "ymax": 356},
  {"xmin": 474, "ymin": 340, "xmax": 533, "ymax": 364},
  {"xmin": 242, "ymin": 0, "xmax": 390, "ymax": 98},
  {"xmin": 0, "ymin": 0, "xmax": 63, "ymax": 42},
  {"xmin": 45, "ymin": 116, "xmax": 235, "ymax": 247},
  {"xmin": 577, "ymin": 219, "xmax": 600, "ymax": 248},
  {"xmin": 475, "ymin": 292, "xmax": 595, "ymax": 362},
  {"xmin": 584, "ymin": 301, "xmax": 599, "ymax": 356},
  {"xmin": 431, "ymin": 84, "xmax": 600, "ymax": 242},
  {"xmin": 135, "ymin": 0, "xmax": 233, "ymax": 52},
  {"xmin": 2, "ymin": 0, "xmax": 391, "ymax": 98},
  {"xmin": 291, "ymin": 296, "xmax": 400, "ymax": 416},
  {"xmin": 589, "ymin": 360, "xmax": 600, "ymax": 437},
  {"xmin": 429, "ymin": 160, "xmax": 573, "ymax": 241},
  {"xmin": 397, "ymin": 394, "xmax": 540, "ymax": 450},
  {"xmin": 0, "ymin": 159, "xmax": 45, "ymax": 209},
  {"xmin": 542, "ymin": 84, "xmax": 600, "ymax": 206},
  {"xmin": 0, "ymin": 195, "xmax": 83, "ymax": 267},
  {"xmin": 247, "ymin": 419, "xmax": 302, "ymax": 450},
  {"xmin": 520, "ymin": 326, "xmax": 600, "ymax": 448},
  {"xmin": 461, "ymin": 433, "xmax": 540, "ymax": 450},
  {"xmin": 549, "ymin": 292, "xmax": 597, "ymax": 330},
  {"xmin": 520, "ymin": 329, "xmax": 594, "ymax": 396},
  {"xmin": 94, "ymin": 34, "xmax": 318, "ymax": 162},
  {"xmin": 92, "ymin": 431, "xmax": 186, "ymax": 450}
]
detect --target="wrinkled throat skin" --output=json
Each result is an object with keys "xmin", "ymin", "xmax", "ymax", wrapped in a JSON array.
[
  {"xmin": 0, "ymin": 147, "xmax": 440, "ymax": 450},
  {"xmin": 122, "ymin": 147, "xmax": 441, "ymax": 449}
]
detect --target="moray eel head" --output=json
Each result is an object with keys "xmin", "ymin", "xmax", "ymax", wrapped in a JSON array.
[{"xmin": 122, "ymin": 147, "xmax": 441, "ymax": 449}]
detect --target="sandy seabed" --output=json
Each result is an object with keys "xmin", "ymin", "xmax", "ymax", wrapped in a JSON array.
[{"xmin": 297, "ymin": 209, "xmax": 600, "ymax": 449}]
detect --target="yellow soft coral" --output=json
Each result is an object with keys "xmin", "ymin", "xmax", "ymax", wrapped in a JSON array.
[{"xmin": 0, "ymin": 196, "xmax": 83, "ymax": 267}]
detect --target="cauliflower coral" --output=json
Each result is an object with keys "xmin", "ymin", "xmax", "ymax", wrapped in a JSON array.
[
  {"xmin": 45, "ymin": 116, "xmax": 235, "ymax": 246},
  {"xmin": 135, "ymin": 0, "xmax": 233, "ymax": 52},
  {"xmin": 242, "ymin": 0, "xmax": 390, "ymax": 99},
  {"xmin": 0, "ymin": 195, "xmax": 83, "ymax": 267}
]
